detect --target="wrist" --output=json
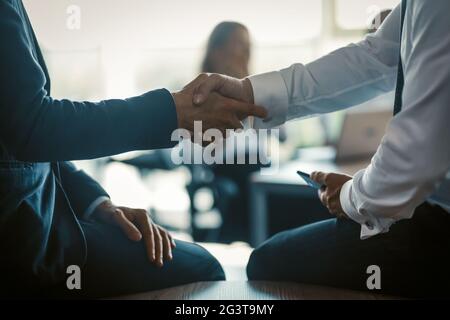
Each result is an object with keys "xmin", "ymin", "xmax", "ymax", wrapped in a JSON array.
[
  {"xmin": 83, "ymin": 196, "xmax": 111, "ymax": 221},
  {"xmin": 93, "ymin": 199, "xmax": 114, "ymax": 215},
  {"xmin": 171, "ymin": 91, "xmax": 189, "ymax": 130}
]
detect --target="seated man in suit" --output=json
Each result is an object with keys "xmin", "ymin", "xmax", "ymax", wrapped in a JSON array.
[
  {"xmin": 191, "ymin": 1, "xmax": 450, "ymax": 297},
  {"xmin": 0, "ymin": 0, "xmax": 266, "ymax": 298}
]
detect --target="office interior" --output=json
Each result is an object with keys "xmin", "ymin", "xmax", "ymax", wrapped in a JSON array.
[{"xmin": 22, "ymin": 0, "xmax": 401, "ymax": 299}]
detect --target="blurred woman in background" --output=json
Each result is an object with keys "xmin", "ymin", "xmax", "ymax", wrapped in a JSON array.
[
  {"xmin": 202, "ymin": 21, "xmax": 251, "ymax": 79},
  {"xmin": 200, "ymin": 22, "xmax": 261, "ymax": 243}
]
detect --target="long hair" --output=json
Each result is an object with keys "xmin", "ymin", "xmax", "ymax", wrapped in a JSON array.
[{"xmin": 201, "ymin": 21, "xmax": 248, "ymax": 73}]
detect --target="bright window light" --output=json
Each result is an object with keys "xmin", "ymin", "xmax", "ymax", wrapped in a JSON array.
[
  {"xmin": 25, "ymin": 0, "xmax": 322, "ymax": 49},
  {"xmin": 336, "ymin": 0, "xmax": 400, "ymax": 30}
]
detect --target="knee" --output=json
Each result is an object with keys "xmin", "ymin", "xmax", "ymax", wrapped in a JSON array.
[
  {"xmin": 173, "ymin": 241, "xmax": 225, "ymax": 283},
  {"xmin": 198, "ymin": 249, "xmax": 226, "ymax": 282},
  {"xmin": 246, "ymin": 240, "xmax": 281, "ymax": 281},
  {"xmin": 203, "ymin": 257, "xmax": 226, "ymax": 282}
]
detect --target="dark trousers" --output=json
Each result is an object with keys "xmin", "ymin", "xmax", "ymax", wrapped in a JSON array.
[
  {"xmin": 247, "ymin": 202, "xmax": 450, "ymax": 298},
  {"xmin": 58, "ymin": 221, "xmax": 225, "ymax": 298}
]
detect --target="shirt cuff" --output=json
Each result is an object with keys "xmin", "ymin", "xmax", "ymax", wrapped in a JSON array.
[
  {"xmin": 248, "ymin": 71, "xmax": 289, "ymax": 129},
  {"xmin": 83, "ymin": 196, "xmax": 110, "ymax": 220},
  {"xmin": 340, "ymin": 180, "xmax": 390, "ymax": 239}
]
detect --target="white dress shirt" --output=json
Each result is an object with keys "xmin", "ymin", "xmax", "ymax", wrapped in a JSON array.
[{"xmin": 248, "ymin": 0, "xmax": 450, "ymax": 239}]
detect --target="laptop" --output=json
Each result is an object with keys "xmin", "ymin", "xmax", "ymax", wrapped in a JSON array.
[{"xmin": 335, "ymin": 110, "xmax": 392, "ymax": 163}]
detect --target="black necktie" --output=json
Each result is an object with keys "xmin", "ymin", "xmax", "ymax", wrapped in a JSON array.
[{"xmin": 393, "ymin": 0, "xmax": 407, "ymax": 116}]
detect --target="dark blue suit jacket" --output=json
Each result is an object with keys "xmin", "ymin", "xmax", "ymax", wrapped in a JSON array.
[{"xmin": 0, "ymin": 0, "xmax": 178, "ymax": 292}]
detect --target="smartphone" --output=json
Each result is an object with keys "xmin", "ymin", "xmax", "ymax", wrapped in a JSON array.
[{"xmin": 296, "ymin": 170, "xmax": 324, "ymax": 189}]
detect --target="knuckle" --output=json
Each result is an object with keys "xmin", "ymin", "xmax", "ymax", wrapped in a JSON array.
[
  {"xmin": 137, "ymin": 209, "xmax": 148, "ymax": 216},
  {"xmin": 113, "ymin": 210, "xmax": 124, "ymax": 219},
  {"xmin": 154, "ymin": 233, "xmax": 162, "ymax": 243},
  {"xmin": 158, "ymin": 225, "xmax": 168, "ymax": 234},
  {"xmin": 138, "ymin": 213, "xmax": 150, "ymax": 224}
]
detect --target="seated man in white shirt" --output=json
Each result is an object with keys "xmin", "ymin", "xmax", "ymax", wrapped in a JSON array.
[{"xmin": 190, "ymin": 0, "xmax": 450, "ymax": 298}]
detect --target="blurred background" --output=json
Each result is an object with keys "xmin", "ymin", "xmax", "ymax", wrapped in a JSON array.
[{"xmin": 23, "ymin": 0, "xmax": 399, "ymax": 252}]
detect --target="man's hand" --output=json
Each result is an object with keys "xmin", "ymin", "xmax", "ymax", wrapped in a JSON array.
[
  {"xmin": 172, "ymin": 74, "xmax": 264, "ymax": 137},
  {"xmin": 93, "ymin": 200, "xmax": 176, "ymax": 267},
  {"xmin": 310, "ymin": 171, "xmax": 353, "ymax": 219},
  {"xmin": 190, "ymin": 73, "xmax": 255, "ymax": 106}
]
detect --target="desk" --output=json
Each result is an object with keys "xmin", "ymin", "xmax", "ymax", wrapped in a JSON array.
[{"xmin": 249, "ymin": 147, "xmax": 369, "ymax": 246}]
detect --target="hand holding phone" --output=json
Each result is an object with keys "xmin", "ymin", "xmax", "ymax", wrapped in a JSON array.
[{"xmin": 297, "ymin": 170, "xmax": 324, "ymax": 189}]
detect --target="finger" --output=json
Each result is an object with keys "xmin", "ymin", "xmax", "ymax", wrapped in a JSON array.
[
  {"xmin": 184, "ymin": 73, "xmax": 209, "ymax": 91},
  {"xmin": 311, "ymin": 171, "xmax": 327, "ymax": 185},
  {"xmin": 136, "ymin": 212, "xmax": 156, "ymax": 263},
  {"xmin": 152, "ymin": 224, "xmax": 164, "ymax": 267},
  {"xmin": 165, "ymin": 231, "xmax": 177, "ymax": 248},
  {"xmin": 158, "ymin": 226, "xmax": 173, "ymax": 261},
  {"xmin": 169, "ymin": 234, "xmax": 177, "ymax": 248},
  {"xmin": 318, "ymin": 189, "xmax": 329, "ymax": 207},
  {"xmin": 327, "ymin": 201, "xmax": 338, "ymax": 215},
  {"xmin": 232, "ymin": 102, "xmax": 268, "ymax": 120},
  {"xmin": 113, "ymin": 209, "xmax": 142, "ymax": 241},
  {"xmin": 193, "ymin": 74, "xmax": 226, "ymax": 105},
  {"xmin": 329, "ymin": 198, "xmax": 343, "ymax": 217}
]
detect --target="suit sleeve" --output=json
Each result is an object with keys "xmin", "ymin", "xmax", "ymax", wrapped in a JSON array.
[
  {"xmin": 0, "ymin": 1, "xmax": 178, "ymax": 162},
  {"xmin": 58, "ymin": 162, "xmax": 109, "ymax": 220}
]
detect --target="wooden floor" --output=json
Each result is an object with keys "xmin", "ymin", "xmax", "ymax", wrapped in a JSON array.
[
  {"xmin": 114, "ymin": 243, "xmax": 398, "ymax": 300},
  {"xmin": 117, "ymin": 281, "xmax": 396, "ymax": 300}
]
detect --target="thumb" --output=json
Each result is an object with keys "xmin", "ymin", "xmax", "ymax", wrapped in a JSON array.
[
  {"xmin": 311, "ymin": 171, "xmax": 327, "ymax": 185},
  {"xmin": 193, "ymin": 74, "xmax": 225, "ymax": 105},
  {"xmin": 113, "ymin": 208, "xmax": 142, "ymax": 242}
]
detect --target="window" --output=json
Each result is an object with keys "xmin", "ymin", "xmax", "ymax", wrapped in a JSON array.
[
  {"xmin": 24, "ymin": 0, "xmax": 322, "ymax": 97},
  {"xmin": 23, "ymin": 0, "xmax": 396, "ymax": 151},
  {"xmin": 336, "ymin": 0, "xmax": 400, "ymax": 30}
]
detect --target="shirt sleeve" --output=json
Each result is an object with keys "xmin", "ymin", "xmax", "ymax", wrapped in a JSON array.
[
  {"xmin": 84, "ymin": 196, "xmax": 110, "ymax": 220},
  {"xmin": 248, "ymin": 4, "xmax": 401, "ymax": 129},
  {"xmin": 340, "ymin": 0, "xmax": 450, "ymax": 239}
]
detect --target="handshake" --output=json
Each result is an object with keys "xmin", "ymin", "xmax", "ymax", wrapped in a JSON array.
[{"xmin": 172, "ymin": 73, "xmax": 267, "ymax": 140}]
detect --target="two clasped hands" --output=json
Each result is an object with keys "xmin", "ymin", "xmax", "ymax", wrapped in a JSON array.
[{"xmin": 97, "ymin": 73, "xmax": 351, "ymax": 268}]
